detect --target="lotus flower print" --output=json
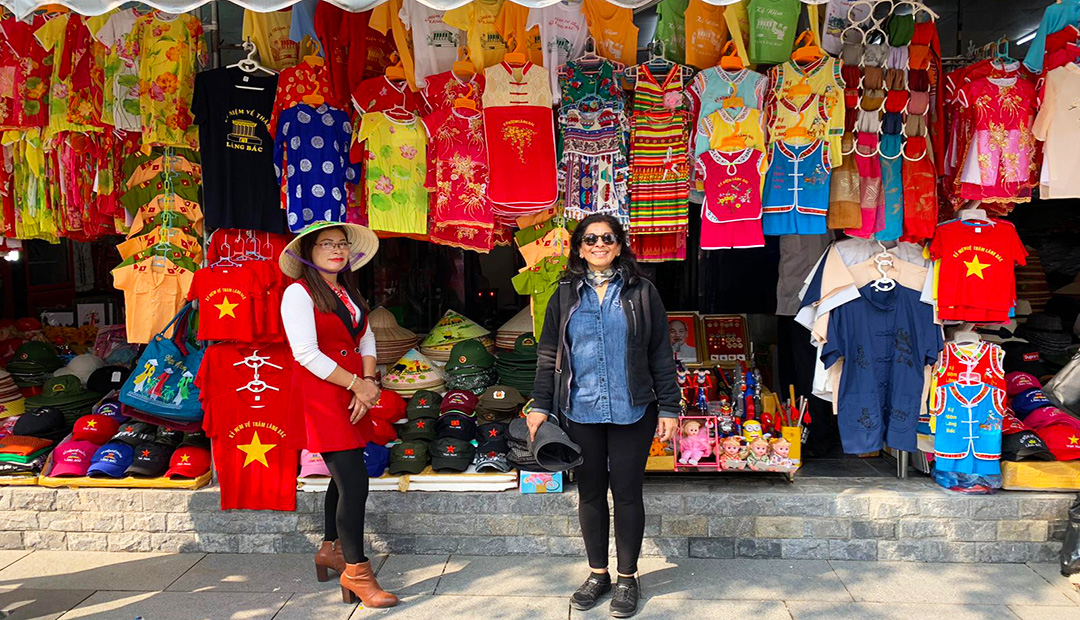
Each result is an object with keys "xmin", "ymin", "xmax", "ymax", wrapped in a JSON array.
[{"xmin": 375, "ymin": 175, "xmax": 394, "ymax": 194}]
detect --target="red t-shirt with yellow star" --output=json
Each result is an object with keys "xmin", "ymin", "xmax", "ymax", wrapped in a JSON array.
[
  {"xmin": 187, "ymin": 265, "xmax": 257, "ymax": 342},
  {"xmin": 197, "ymin": 342, "xmax": 299, "ymax": 511},
  {"xmin": 929, "ymin": 219, "xmax": 1027, "ymax": 322}
]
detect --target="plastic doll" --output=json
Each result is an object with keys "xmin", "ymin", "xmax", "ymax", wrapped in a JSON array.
[
  {"xmin": 769, "ymin": 437, "xmax": 794, "ymax": 469},
  {"xmin": 718, "ymin": 436, "xmax": 744, "ymax": 470},
  {"xmin": 746, "ymin": 437, "xmax": 770, "ymax": 471},
  {"xmin": 678, "ymin": 419, "xmax": 712, "ymax": 465}
]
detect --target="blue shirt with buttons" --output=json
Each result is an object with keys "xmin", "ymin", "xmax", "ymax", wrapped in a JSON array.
[{"xmin": 565, "ymin": 274, "xmax": 649, "ymax": 425}]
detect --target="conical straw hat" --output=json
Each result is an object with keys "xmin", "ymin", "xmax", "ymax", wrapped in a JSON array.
[
  {"xmin": 381, "ymin": 349, "xmax": 446, "ymax": 390},
  {"xmin": 369, "ymin": 307, "xmax": 418, "ymax": 342},
  {"xmin": 420, "ymin": 310, "xmax": 490, "ymax": 348}
]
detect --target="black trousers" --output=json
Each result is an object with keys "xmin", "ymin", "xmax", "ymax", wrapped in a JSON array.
[
  {"xmin": 321, "ymin": 448, "xmax": 370, "ymax": 564},
  {"xmin": 565, "ymin": 405, "xmax": 658, "ymax": 575},
  {"xmin": 777, "ymin": 316, "xmax": 839, "ymax": 455}
]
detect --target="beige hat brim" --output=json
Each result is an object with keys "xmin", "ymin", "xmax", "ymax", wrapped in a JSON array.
[{"xmin": 279, "ymin": 221, "xmax": 380, "ymax": 279}]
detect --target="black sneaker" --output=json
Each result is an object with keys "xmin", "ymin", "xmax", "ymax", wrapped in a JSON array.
[
  {"xmin": 570, "ymin": 572, "xmax": 612, "ymax": 611},
  {"xmin": 610, "ymin": 576, "xmax": 639, "ymax": 618}
]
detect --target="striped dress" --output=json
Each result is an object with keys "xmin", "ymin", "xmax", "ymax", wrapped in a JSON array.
[{"xmin": 629, "ymin": 65, "xmax": 690, "ymax": 261}]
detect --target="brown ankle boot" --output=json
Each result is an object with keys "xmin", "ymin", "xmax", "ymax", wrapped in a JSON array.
[
  {"xmin": 314, "ymin": 540, "xmax": 345, "ymax": 582},
  {"xmin": 339, "ymin": 561, "xmax": 398, "ymax": 607}
]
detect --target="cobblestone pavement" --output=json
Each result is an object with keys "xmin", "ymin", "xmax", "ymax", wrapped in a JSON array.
[{"xmin": 0, "ymin": 550, "xmax": 1077, "ymax": 619}]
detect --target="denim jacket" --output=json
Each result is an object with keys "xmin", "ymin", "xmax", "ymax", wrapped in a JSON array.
[{"xmin": 565, "ymin": 275, "xmax": 650, "ymax": 424}]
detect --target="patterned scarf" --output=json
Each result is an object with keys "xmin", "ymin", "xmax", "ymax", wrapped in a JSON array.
[{"xmin": 585, "ymin": 267, "xmax": 617, "ymax": 288}]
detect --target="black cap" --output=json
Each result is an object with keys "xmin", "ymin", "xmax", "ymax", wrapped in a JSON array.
[
  {"xmin": 406, "ymin": 390, "xmax": 442, "ymax": 420},
  {"xmin": 1002, "ymin": 341, "xmax": 1051, "ymax": 379},
  {"xmin": 87, "ymin": 366, "xmax": 132, "ymax": 396},
  {"xmin": 400, "ymin": 417, "xmax": 436, "ymax": 442},
  {"xmin": 156, "ymin": 427, "xmax": 185, "ymax": 448},
  {"xmin": 389, "ymin": 441, "xmax": 430, "ymax": 475},
  {"xmin": 429, "ymin": 437, "xmax": 476, "ymax": 472},
  {"xmin": 125, "ymin": 442, "xmax": 174, "ymax": 477},
  {"xmin": 12, "ymin": 407, "xmax": 68, "ymax": 442},
  {"xmin": 182, "ymin": 430, "xmax": 211, "ymax": 449},
  {"xmin": 436, "ymin": 412, "xmax": 477, "ymax": 441},
  {"xmin": 1001, "ymin": 430, "xmax": 1055, "ymax": 461},
  {"xmin": 477, "ymin": 422, "xmax": 509, "ymax": 454},
  {"xmin": 112, "ymin": 422, "xmax": 158, "ymax": 446}
]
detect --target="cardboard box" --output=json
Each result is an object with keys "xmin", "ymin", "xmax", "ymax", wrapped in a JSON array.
[{"xmin": 520, "ymin": 470, "xmax": 563, "ymax": 493}]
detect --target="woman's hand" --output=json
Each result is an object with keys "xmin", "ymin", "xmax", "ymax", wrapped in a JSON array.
[
  {"xmin": 348, "ymin": 395, "xmax": 369, "ymax": 424},
  {"xmin": 657, "ymin": 417, "xmax": 678, "ymax": 443},
  {"xmin": 526, "ymin": 412, "xmax": 548, "ymax": 442},
  {"xmin": 354, "ymin": 377, "xmax": 381, "ymax": 408}
]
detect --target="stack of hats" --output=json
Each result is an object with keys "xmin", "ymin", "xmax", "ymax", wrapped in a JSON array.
[
  {"xmin": 476, "ymin": 386, "xmax": 525, "ymax": 423},
  {"xmin": 495, "ymin": 308, "xmax": 532, "ymax": 351},
  {"xmin": 495, "ymin": 333, "xmax": 538, "ymax": 396},
  {"xmin": 444, "ymin": 339, "xmax": 497, "ymax": 394},
  {"xmin": 388, "ymin": 390, "xmax": 442, "ymax": 475},
  {"xmin": 25, "ymin": 376, "xmax": 102, "ymax": 426},
  {"xmin": 369, "ymin": 307, "xmax": 420, "ymax": 366},
  {"xmin": 475, "ymin": 421, "xmax": 511, "ymax": 472},
  {"xmin": 53, "ymin": 354, "xmax": 106, "ymax": 387},
  {"xmin": 1005, "ymin": 371, "xmax": 1080, "ymax": 461},
  {"xmin": 0, "ymin": 370, "xmax": 26, "ymax": 419},
  {"xmin": 366, "ymin": 389, "xmax": 406, "ymax": 446},
  {"xmin": 1016, "ymin": 313, "xmax": 1073, "ymax": 366},
  {"xmin": 420, "ymin": 310, "xmax": 492, "ymax": 362},
  {"xmin": 52, "ymin": 419, "xmax": 212, "ymax": 479},
  {"xmin": 1000, "ymin": 408, "xmax": 1054, "ymax": 462},
  {"xmin": 381, "ymin": 350, "xmax": 446, "ymax": 397},
  {"xmin": 5, "ymin": 341, "xmax": 63, "ymax": 392},
  {"xmin": 299, "ymin": 449, "xmax": 330, "ymax": 479},
  {"xmin": 431, "ymin": 389, "xmax": 478, "ymax": 473}
]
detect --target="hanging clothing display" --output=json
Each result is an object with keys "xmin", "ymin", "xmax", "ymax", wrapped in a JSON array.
[
  {"xmin": 423, "ymin": 107, "xmax": 496, "ymax": 252},
  {"xmin": 931, "ymin": 384, "xmax": 1005, "ymax": 476},
  {"xmin": 355, "ymin": 111, "xmax": 429, "ymax": 236},
  {"xmin": 496, "ymin": 1, "xmax": 543, "ymax": 67},
  {"xmin": 684, "ymin": 0, "xmax": 728, "ymax": 70},
  {"xmin": 928, "ymin": 218, "xmax": 1028, "ymax": 323},
  {"xmin": 400, "ymin": 0, "xmax": 462, "ymax": 89},
  {"xmin": 0, "ymin": 15, "xmax": 51, "ymax": 130},
  {"xmin": 241, "ymin": 8, "xmax": 298, "ymax": 71},
  {"xmin": 955, "ymin": 74, "xmax": 1037, "ymax": 204},
  {"xmin": 35, "ymin": 13, "xmax": 106, "ymax": 137},
  {"xmin": 654, "ymin": 0, "xmax": 688, "ymax": 64},
  {"xmin": 761, "ymin": 140, "xmax": 832, "ymax": 236},
  {"xmin": 444, "ymin": 0, "xmax": 510, "ymax": 72},
  {"xmin": 748, "ymin": 0, "xmax": 801, "ymax": 65},
  {"xmin": 581, "ymin": 0, "xmax": 638, "ymax": 67},
  {"xmin": 526, "ymin": 2, "xmax": 589, "ymax": 96},
  {"xmin": 423, "ymin": 71, "xmax": 486, "ymax": 113},
  {"xmin": 696, "ymin": 148, "xmax": 767, "ymax": 250},
  {"xmin": 1034, "ymin": 64, "xmax": 1080, "ymax": 198},
  {"xmin": 268, "ymin": 58, "xmax": 336, "ymax": 137},
  {"xmin": 88, "ymin": 7, "xmax": 142, "ymax": 133}
]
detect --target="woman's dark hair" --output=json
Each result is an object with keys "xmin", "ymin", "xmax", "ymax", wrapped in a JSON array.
[
  {"xmin": 298, "ymin": 226, "xmax": 372, "ymax": 315},
  {"xmin": 566, "ymin": 214, "xmax": 648, "ymax": 284}
]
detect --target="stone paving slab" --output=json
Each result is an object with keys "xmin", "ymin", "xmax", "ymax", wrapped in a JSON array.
[
  {"xmin": 636, "ymin": 558, "xmax": 852, "ymax": 601},
  {"xmin": 374, "ymin": 554, "xmax": 448, "ymax": 596},
  {"xmin": 272, "ymin": 591, "xmax": 358, "ymax": 620},
  {"xmin": 55, "ymin": 591, "xmax": 289, "ymax": 619},
  {"xmin": 1028, "ymin": 562, "xmax": 1079, "ymax": 604},
  {"xmin": 0, "ymin": 552, "xmax": 204, "ymax": 591},
  {"xmin": 787, "ymin": 601, "xmax": 1018, "ymax": 620},
  {"xmin": 1009, "ymin": 606, "xmax": 1080, "ymax": 620},
  {"xmin": 571, "ymin": 598, "xmax": 791, "ymax": 620},
  {"xmin": 0, "ymin": 551, "xmax": 30, "ymax": 572},
  {"xmin": 436, "ymin": 556, "xmax": 582, "ymax": 597},
  {"xmin": 829, "ymin": 561, "xmax": 1074, "ymax": 606},
  {"xmin": 166, "ymin": 553, "xmax": 378, "ymax": 593},
  {"xmin": 0, "ymin": 587, "xmax": 94, "ymax": 620},
  {"xmin": 349, "ymin": 594, "xmax": 569, "ymax": 620}
]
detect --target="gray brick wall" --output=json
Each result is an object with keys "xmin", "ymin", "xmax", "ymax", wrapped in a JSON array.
[{"xmin": 0, "ymin": 480, "xmax": 1070, "ymax": 562}]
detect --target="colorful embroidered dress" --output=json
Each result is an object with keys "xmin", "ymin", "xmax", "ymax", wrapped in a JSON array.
[
  {"xmin": 0, "ymin": 15, "xmax": 50, "ymax": 129},
  {"xmin": 356, "ymin": 111, "xmax": 429, "ymax": 236},
  {"xmin": 956, "ymin": 75, "xmax": 1038, "ymax": 203},
  {"xmin": 697, "ymin": 148, "xmax": 767, "ymax": 249},
  {"xmin": 423, "ymin": 108, "xmax": 495, "ymax": 252}
]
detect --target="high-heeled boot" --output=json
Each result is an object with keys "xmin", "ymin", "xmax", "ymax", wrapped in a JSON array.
[
  {"xmin": 314, "ymin": 540, "xmax": 345, "ymax": 582},
  {"xmin": 339, "ymin": 561, "xmax": 399, "ymax": 607}
]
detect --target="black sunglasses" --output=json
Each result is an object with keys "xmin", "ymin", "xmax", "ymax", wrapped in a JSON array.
[{"xmin": 583, "ymin": 233, "xmax": 618, "ymax": 247}]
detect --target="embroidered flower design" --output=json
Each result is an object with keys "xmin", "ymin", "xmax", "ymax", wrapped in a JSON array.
[
  {"xmin": 51, "ymin": 81, "xmax": 69, "ymax": 99},
  {"xmin": 374, "ymin": 175, "xmax": 394, "ymax": 194},
  {"xmin": 399, "ymin": 144, "xmax": 418, "ymax": 160}
]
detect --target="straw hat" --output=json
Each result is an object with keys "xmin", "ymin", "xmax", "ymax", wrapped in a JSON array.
[
  {"xmin": 420, "ymin": 310, "xmax": 490, "ymax": 348},
  {"xmin": 278, "ymin": 221, "xmax": 379, "ymax": 279},
  {"xmin": 496, "ymin": 307, "xmax": 532, "ymax": 350},
  {"xmin": 369, "ymin": 308, "xmax": 418, "ymax": 341},
  {"xmin": 381, "ymin": 349, "xmax": 447, "ymax": 391}
]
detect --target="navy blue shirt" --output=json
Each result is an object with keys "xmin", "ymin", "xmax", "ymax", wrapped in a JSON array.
[{"xmin": 565, "ymin": 275, "xmax": 649, "ymax": 425}]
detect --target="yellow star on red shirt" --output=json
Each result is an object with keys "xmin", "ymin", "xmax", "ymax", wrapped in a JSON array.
[
  {"xmin": 215, "ymin": 296, "xmax": 239, "ymax": 319},
  {"xmin": 237, "ymin": 431, "xmax": 276, "ymax": 467},
  {"xmin": 964, "ymin": 254, "xmax": 989, "ymax": 279}
]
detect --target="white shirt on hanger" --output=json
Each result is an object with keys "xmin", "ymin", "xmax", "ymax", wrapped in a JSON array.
[{"xmin": 527, "ymin": 1, "xmax": 589, "ymax": 97}]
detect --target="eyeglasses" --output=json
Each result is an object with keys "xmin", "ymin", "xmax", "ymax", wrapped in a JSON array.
[
  {"xmin": 582, "ymin": 233, "xmax": 618, "ymax": 247},
  {"xmin": 315, "ymin": 241, "xmax": 350, "ymax": 251}
]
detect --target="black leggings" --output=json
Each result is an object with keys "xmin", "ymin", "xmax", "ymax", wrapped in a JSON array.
[
  {"xmin": 321, "ymin": 448, "xmax": 369, "ymax": 564},
  {"xmin": 565, "ymin": 405, "xmax": 658, "ymax": 575}
]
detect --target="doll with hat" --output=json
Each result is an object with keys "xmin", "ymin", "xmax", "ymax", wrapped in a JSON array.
[{"xmin": 678, "ymin": 419, "xmax": 713, "ymax": 465}]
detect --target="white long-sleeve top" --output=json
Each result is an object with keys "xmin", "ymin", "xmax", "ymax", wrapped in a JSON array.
[{"xmin": 281, "ymin": 282, "xmax": 377, "ymax": 380}]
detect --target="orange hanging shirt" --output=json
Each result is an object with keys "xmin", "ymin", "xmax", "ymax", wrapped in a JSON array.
[
  {"xmin": 582, "ymin": 0, "xmax": 639, "ymax": 67},
  {"xmin": 685, "ymin": 0, "xmax": 729, "ymax": 70}
]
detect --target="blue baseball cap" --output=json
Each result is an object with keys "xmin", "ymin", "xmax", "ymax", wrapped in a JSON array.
[
  {"xmin": 364, "ymin": 443, "xmax": 390, "ymax": 478},
  {"xmin": 86, "ymin": 442, "xmax": 135, "ymax": 478},
  {"xmin": 1012, "ymin": 388, "xmax": 1053, "ymax": 418}
]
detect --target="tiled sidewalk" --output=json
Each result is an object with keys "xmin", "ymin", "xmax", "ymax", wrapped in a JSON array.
[{"xmin": 0, "ymin": 550, "xmax": 1076, "ymax": 619}]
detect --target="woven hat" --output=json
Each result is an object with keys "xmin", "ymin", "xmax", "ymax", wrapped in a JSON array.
[
  {"xmin": 278, "ymin": 220, "xmax": 379, "ymax": 279},
  {"xmin": 368, "ymin": 307, "xmax": 420, "ymax": 365},
  {"xmin": 421, "ymin": 310, "xmax": 490, "ymax": 348},
  {"xmin": 381, "ymin": 350, "xmax": 447, "ymax": 394},
  {"xmin": 496, "ymin": 307, "xmax": 532, "ymax": 351}
]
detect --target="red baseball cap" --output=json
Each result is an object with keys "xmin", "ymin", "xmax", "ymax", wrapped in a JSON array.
[
  {"xmin": 367, "ymin": 417, "xmax": 398, "ymax": 446},
  {"xmin": 1000, "ymin": 410, "xmax": 1028, "ymax": 435},
  {"xmin": 1037, "ymin": 423, "xmax": 1080, "ymax": 461},
  {"xmin": 1025, "ymin": 406, "xmax": 1080, "ymax": 431},
  {"xmin": 72, "ymin": 414, "xmax": 120, "ymax": 445},
  {"xmin": 1005, "ymin": 372, "xmax": 1041, "ymax": 397},
  {"xmin": 49, "ymin": 439, "xmax": 99, "ymax": 477},
  {"xmin": 368, "ymin": 390, "xmax": 407, "ymax": 423},
  {"xmin": 440, "ymin": 390, "xmax": 479, "ymax": 416},
  {"xmin": 164, "ymin": 445, "xmax": 211, "ymax": 478}
]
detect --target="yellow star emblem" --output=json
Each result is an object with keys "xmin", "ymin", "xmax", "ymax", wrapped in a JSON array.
[
  {"xmin": 1069, "ymin": 435, "xmax": 1079, "ymax": 445},
  {"xmin": 215, "ymin": 296, "xmax": 239, "ymax": 319},
  {"xmin": 86, "ymin": 420, "xmax": 97, "ymax": 428},
  {"xmin": 237, "ymin": 431, "xmax": 276, "ymax": 467},
  {"xmin": 964, "ymin": 254, "xmax": 989, "ymax": 279},
  {"xmin": 180, "ymin": 454, "xmax": 190, "ymax": 463}
]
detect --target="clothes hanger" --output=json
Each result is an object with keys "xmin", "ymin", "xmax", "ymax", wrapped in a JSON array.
[
  {"xmin": 959, "ymin": 201, "xmax": 992, "ymax": 224},
  {"xmin": 791, "ymin": 30, "xmax": 825, "ymax": 65},
  {"xmin": 303, "ymin": 38, "xmax": 325, "ymax": 68},
  {"xmin": 870, "ymin": 242, "xmax": 896, "ymax": 292},
  {"xmin": 503, "ymin": 34, "xmax": 527, "ymax": 67},
  {"xmin": 952, "ymin": 323, "xmax": 982, "ymax": 346},
  {"xmin": 385, "ymin": 51, "xmax": 407, "ymax": 83},
  {"xmin": 226, "ymin": 39, "xmax": 276, "ymax": 90},
  {"xmin": 453, "ymin": 83, "xmax": 479, "ymax": 113},
  {"xmin": 452, "ymin": 46, "xmax": 477, "ymax": 80},
  {"xmin": 719, "ymin": 41, "xmax": 746, "ymax": 72},
  {"xmin": 560, "ymin": 36, "xmax": 624, "ymax": 78}
]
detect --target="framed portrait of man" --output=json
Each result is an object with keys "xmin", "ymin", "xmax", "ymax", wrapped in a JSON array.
[{"xmin": 667, "ymin": 312, "xmax": 702, "ymax": 364}]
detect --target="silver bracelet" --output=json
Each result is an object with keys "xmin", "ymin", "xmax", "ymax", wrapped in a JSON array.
[{"xmin": 346, "ymin": 374, "xmax": 357, "ymax": 391}]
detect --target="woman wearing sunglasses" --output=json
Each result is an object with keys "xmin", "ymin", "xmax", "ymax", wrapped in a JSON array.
[{"xmin": 526, "ymin": 214, "xmax": 680, "ymax": 618}]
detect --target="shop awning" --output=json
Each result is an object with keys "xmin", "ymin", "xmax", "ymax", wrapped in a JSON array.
[{"xmin": 3, "ymin": 0, "xmax": 750, "ymax": 20}]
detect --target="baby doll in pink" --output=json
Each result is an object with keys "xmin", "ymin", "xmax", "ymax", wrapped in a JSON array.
[{"xmin": 678, "ymin": 419, "xmax": 712, "ymax": 465}]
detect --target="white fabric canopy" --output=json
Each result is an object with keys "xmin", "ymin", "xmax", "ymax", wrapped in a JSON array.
[{"xmin": 2, "ymin": 0, "xmax": 737, "ymax": 20}]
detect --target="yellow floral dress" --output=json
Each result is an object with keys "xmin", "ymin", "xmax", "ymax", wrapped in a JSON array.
[
  {"xmin": 35, "ymin": 14, "xmax": 106, "ymax": 139},
  {"xmin": 355, "ymin": 112, "xmax": 429, "ymax": 236},
  {"xmin": 123, "ymin": 12, "xmax": 207, "ymax": 149}
]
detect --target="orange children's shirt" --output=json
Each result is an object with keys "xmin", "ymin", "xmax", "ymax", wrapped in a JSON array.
[
  {"xmin": 495, "ymin": 1, "xmax": 544, "ymax": 66},
  {"xmin": 370, "ymin": 0, "xmax": 420, "ymax": 92},
  {"xmin": 685, "ymin": 0, "xmax": 729, "ymax": 70},
  {"xmin": 581, "ymin": 0, "xmax": 639, "ymax": 67},
  {"xmin": 112, "ymin": 257, "xmax": 195, "ymax": 344}
]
